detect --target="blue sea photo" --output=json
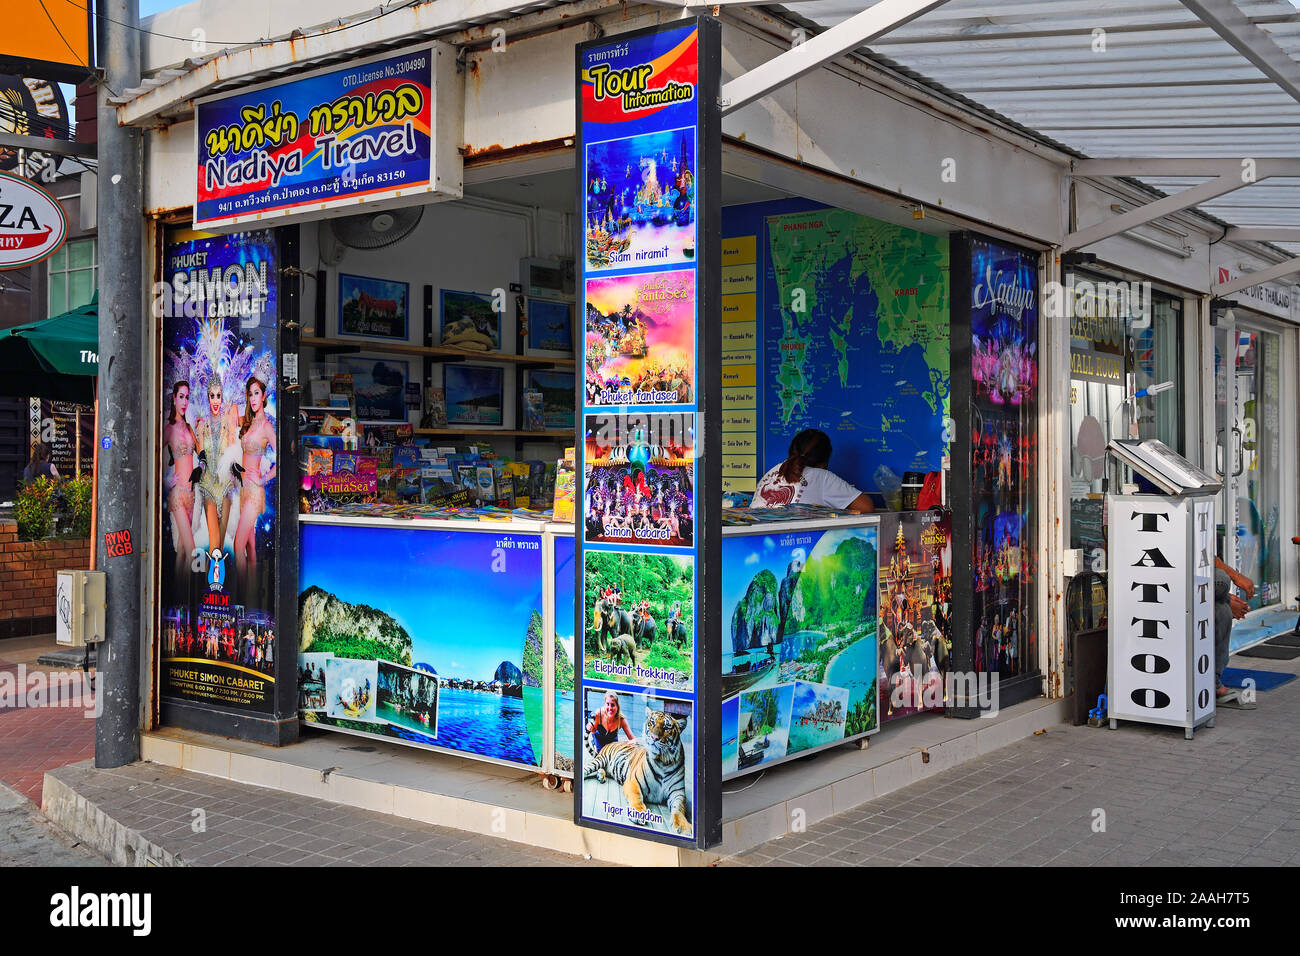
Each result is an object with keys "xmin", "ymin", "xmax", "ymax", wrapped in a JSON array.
[{"xmin": 300, "ymin": 523, "xmax": 545, "ymax": 766}]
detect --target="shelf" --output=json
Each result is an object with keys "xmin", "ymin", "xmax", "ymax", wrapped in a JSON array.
[
  {"xmin": 300, "ymin": 336, "xmax": 575, "ymax": 369},
  {"xmin": 413, "ymin": 428, "xmax": 575, "ymax": 438}
]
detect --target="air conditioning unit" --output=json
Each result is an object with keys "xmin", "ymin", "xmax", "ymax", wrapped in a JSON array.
[{"xmin": 56, "ymin": 570, "xmax": 105, "ymax": 647}]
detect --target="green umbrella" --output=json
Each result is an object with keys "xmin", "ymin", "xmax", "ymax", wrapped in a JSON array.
[{"xmin": 0, "ymin": 298, "xmax": 98, "ymax": 402}]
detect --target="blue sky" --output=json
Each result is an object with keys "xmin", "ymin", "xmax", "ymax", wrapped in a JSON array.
[{"xmin": 300, "ymin": 523, "xmax": 543, "ymax": 680}]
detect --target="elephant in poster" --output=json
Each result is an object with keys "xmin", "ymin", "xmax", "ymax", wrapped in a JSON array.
[
  {"xmin": 666, "ymin": 617, "xmax": 688, "ymax": 646},
  {"xmin": 594, "ymin": 597, "xmax": 633, "ymax": 657},
  {"xmin": 633, "ymin": 608, "xmax": 656, "ymax": 646}
]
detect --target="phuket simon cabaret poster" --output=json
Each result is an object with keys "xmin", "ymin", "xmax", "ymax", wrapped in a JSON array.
[{"xmin": 159, "ymin": 231, "xmax": 279, "ymax": 714}]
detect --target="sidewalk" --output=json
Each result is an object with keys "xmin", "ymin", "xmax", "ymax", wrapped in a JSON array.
[
  {"xmin": 0, "ymin": 634, "xmax": 96, "ymax": 804},
  {"xmin": 43, "ymin": 761, "xmax": 601, "ymax": 867},
  {"xmin": 33, "ymin": 649, "xmax": 1300, "ymax": 867},
  {"xmin": 0, "ymin": 781, "xmax": 106, "ymax": 867},
  {"xmin": 719, "ymin": 653, "xmax": 1300, "ymax": 867}
]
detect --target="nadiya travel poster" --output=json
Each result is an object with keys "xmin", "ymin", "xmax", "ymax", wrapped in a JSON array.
[{"xmin": 584, "ymin": 268, "xmax": 695, "ymax": 406}]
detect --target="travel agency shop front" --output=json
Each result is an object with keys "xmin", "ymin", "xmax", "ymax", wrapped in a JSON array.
[{"xmin": 105, "ymin": 0, "xmax": 1293, "ymax": 863}]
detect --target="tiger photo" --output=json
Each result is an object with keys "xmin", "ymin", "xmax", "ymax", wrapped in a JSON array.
[{"xmin": 585, "ymin": 707, "xmax": 691, "ymax": 836}]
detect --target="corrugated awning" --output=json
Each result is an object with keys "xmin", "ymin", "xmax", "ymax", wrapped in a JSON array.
[{"xmin": 773, "ymin": 0, "xmax": 1300, "ymax": 259}]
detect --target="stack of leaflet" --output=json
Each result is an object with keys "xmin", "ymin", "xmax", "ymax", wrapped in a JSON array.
[
  {"xmin": 719, "ymin": 504, "xmax": 857, "ymax": 527},
  {"xmin": 1106, "ymin": 439, "xmax": 1221, "ymax": 496}
]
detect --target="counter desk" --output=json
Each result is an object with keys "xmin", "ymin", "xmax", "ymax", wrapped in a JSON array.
[{"xmin": 298, "ymin": 509, "xmax": 945, "ymax": 781}]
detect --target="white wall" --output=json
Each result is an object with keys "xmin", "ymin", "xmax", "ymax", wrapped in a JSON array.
[{"xmin": 298, "ymin": 195, "xmax": 571, "ymax": 457}]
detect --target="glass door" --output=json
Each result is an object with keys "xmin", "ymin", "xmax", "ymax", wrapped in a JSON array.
[{"xmin": 1214, "ymin": 315, "xmax": 1283, "ymax": 609}]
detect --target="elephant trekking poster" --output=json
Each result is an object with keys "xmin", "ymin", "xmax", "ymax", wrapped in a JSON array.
[
  {"xmin": 720, "ymin": 524, "xmax": 880, "ymax": 777},
  {"xmin": 877, "ymin": 510, "xmax": 953, "ymax": 722},
  {"xmin": 159, "ymin": 230, "xmax": 280, "ymax": 714},
  {"xmin": 584, "ymin": 550, "xmax": 694, "ymax": 690}
]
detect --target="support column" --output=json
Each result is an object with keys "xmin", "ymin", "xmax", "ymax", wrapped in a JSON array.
[{"xmin": 95, "ymin": 0, "xmax": 145, "ymax": 768}]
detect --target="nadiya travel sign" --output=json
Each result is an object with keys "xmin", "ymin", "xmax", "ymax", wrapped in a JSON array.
[
  {"xmin": 0, "ymin": 171, "xmax": 67, "ymax": 270},
  {"xmin": 194, "ymin": 45, "xmax": 449, "ymax": 231}
]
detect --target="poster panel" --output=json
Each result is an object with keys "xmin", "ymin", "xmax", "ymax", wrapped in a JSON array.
[
  {"xmin": 299, "ymin": 522, "xmax": 547, "ymax": 768},
  {"xmin": 160, "ymin": 230, "xmax": 279, "ymax": 714},
  {"xmin": 878, "ymin": 510, "xmax": 953, "ymax": 722},
  {"xmin": 721, "ymin": 523, "xmax": 878, "ymax": 778},
  {"xmin": 968, "ymin": 237, "xmax": 1038, "ymax": 682},
  {"xmin": 576, "ymin": 16, "xmax": 718, "ymax": 846}
]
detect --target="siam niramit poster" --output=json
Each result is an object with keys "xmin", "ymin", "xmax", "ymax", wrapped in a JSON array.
[{"xmin": 160, "ymin": 230, "xmax": 279, "ymax": 714}]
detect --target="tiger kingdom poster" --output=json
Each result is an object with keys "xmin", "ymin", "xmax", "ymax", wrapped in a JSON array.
[{"xmin": 580, "ymin": 687, "xmax": 694, "ymax": 839}]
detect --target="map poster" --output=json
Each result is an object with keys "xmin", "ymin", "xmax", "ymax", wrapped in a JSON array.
[
  {"xmin": 576, "ymin": 16, "xmax": 720, "ymax": 849},
  {"xmin": 761, "ymin": 206, "xmax": 950, "ymax": 489}
]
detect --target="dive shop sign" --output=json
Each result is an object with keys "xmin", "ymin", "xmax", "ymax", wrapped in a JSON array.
[{"xmin": 0, "ymin": 170, "xmax": 67, "ymax": 269}]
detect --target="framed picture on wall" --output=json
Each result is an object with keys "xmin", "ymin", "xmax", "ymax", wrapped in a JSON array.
[
  {"xmin": 440, "ymin": 289, "xmax": 501, "ymax": 351},
  {"xmin": 524, "ymin": 369, "xmax": 575, "ymax": 430},
  {"xmin": 523, "ymin": 297, "xmax": 574, "ymax": 356},
  {"xmin": 445, "ymin": 364, "xmax": 506, "ymax": 426},
  {"xmin": 338, "ymin": 274, "xmax": 409, "ymax": 340},
  {"xmin": 338, "ymin": 355, "xmax": 410, "ymax": 423}
]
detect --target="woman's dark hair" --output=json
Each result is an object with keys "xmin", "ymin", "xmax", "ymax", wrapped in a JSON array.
[
  {"xmin": 778, "ymin": 429, "xmax": 832, "ymax": 483},
  {"xmin": 30, "ymin": 441, "xmax": 51, "ymax": 463}
]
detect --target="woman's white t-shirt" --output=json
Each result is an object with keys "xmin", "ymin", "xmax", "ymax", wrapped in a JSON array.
[{"xmin": 751, "ymin": 463, "xmax": 862, "ymax": 509}]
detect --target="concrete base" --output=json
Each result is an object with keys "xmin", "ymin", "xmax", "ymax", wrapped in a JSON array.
[
  {"xmin": 102, "ymin": 693, "xmax": 1067, "ymax": 866},
  {"xmin": 42, "ymin": 771, "xmax": 183, "ymax": 867}
]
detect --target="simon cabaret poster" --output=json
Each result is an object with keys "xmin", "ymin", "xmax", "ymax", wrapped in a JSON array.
[
  {"xmin": 576, "ymin": 18, "xmax": 717, "ymax": 845},
  {"xmin": 160, "ymin": 231, "xmax": 279, "ymax": 714},
  {"xmin": 194, "ymin": 46, "xmax": 435, "ymax": 230}
]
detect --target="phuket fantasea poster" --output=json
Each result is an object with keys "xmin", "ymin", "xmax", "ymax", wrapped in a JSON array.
[{"xmin": 159, "ymin": 230, "xmax": 279, "ymax": 714}]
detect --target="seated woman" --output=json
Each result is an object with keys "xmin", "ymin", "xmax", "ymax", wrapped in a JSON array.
[{"xmin": 751, "ymin": 428, "xmax": 874, "ymax": 513}]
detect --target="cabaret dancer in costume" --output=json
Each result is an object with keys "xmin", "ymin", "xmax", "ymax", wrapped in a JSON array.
[
  {"xmin": 194, "ymin": 376, "xmax": 242, "ymax": 562},
  {"xmin": 163, "ymin": 381, "xmax": 199, "ymax": 582},
  {"xmin": 233, "ymin": 375, "xmax": 276, "ymax": 595}
]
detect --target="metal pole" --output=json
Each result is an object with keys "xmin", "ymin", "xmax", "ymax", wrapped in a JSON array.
[{"xmin": 95, "ymin": 0, "xmax": 144, "ymax": 768}]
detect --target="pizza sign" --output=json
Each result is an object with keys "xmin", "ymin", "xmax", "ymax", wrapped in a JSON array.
[{"xmin": 0, "ymin": 170, "xmax": 67, "ymax": 269}]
